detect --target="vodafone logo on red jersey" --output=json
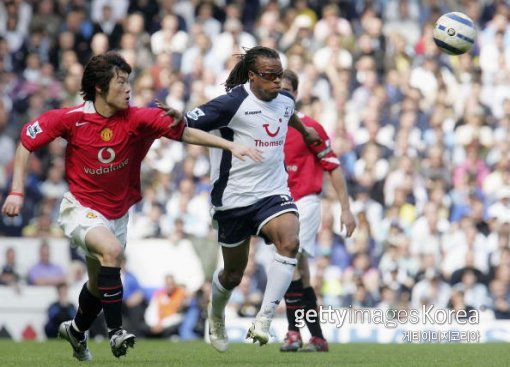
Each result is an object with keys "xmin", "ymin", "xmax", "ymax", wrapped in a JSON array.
[
  {"xmin": 83, "ymin": 147, "xmax": 129, "ymax": 175},
  {"xmin": 98, "ymin": 147, "xmax": 115, "ymax": 164}
]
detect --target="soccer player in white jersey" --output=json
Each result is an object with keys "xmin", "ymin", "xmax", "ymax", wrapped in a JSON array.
[
  {"xmin": 280, "ymin": 70, "xmax": 356, "ymax": 352},
  {"xmin": 1, "ymin": 52, "xmax": 261, "ymax": 361},
  {"xmin": 183, "ymin": 46, "xmax": 321, "ymax": 351}
]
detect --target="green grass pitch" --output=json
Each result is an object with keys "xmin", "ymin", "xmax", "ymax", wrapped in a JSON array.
[{"xmin": 0, "ymin": 340, "xmax": 508, "ymax": 367}]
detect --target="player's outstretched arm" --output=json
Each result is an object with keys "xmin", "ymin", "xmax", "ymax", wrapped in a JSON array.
[
  {"xmin": 2, "ymin": 144, "xmax": 31, "ymax": 217},
  {"xmin": 182, "ymin": 127, "xmax": 263, "ymax": 162},
  {"xmin": 289, "ymin": 113, "xmax": 321, "ymax": 146},
  {"xmin": 155, "ymin": 99, "xmax": 182, "ymax": 127},
  {"xmin": 329, "ymin": 168, "xmax": 356, "ymax": 238}
]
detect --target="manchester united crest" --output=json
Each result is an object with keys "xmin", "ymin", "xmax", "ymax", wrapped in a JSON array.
[
  {"xmin": 86, "ymin": 212, "xmax": 97, "ymax": 219},
  {"xmin": 100, "ymin": 128, "xmax": 113, "ymax": 141}
]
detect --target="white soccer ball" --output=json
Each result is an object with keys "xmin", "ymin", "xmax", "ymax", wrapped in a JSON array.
[{"xmin": 433, "ymin": 12, "xmax": 477, "ymax": 55}]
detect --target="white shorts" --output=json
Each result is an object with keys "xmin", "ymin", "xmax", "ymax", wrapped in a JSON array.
[
  {"xmin": 58, "ymin": 192, "xmax": 129, "ymax": 258},
  {"xmin": 296, "ymin": 194, "xmax": 321, "ymax": 257}
]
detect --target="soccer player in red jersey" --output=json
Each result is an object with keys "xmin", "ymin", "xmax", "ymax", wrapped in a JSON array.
[
  {"xmin": 1, "ymin": 51, "xmax": 261, "ymax": 361},
  {"xmin": 280, "ymin": 70, "xmax": 356, "ymax": 352}
]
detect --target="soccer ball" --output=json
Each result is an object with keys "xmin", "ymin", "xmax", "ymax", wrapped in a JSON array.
[{"xmin": 433, "ymin": 12, "xmax": 477, "ymax": 55}]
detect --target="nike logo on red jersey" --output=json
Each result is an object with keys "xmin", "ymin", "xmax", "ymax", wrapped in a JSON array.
[{"xmin": 75, "ymin": 122, "xmax": 88, "ymax": 126}]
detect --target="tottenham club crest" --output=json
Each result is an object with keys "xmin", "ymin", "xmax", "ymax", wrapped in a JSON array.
[{"xmin": 284, "ymin": 106, "xmax": 291, "ymax": 118}]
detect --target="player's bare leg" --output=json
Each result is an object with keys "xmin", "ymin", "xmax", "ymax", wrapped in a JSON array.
[
  {"xmin": 85, "ymin": 227, "xmax": 135, "ymax": 358},
  {"xmin": 248, "ymin": 213, "xmax": 299, "ymax": 345}
]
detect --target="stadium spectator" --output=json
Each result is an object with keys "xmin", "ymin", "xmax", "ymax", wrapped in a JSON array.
[
  {"xmin": 144, "ymin": 274, "xmax": 187, "ymax": 338},
  {"xmin": 278, "ymin": 69, "xmax": 355, "ymax": 353},
  {"xmin": 26, "ymin": 240, "xmax": 66, "ymax": 286},
  {"xmin": 452, "ymin": 268, "xmax": 491, "ymax": 310},
  {"xmin": 447, "ymin": 289, "xmax": 476, "ymax": 320},
  {"xmin": 0, "ymin": 99, "xmax": 15, "ymax": 190},
  {"xmin": 39, "ymin": 164, "xmax": 68, "ymax": 200},
  {"xmin": 91, "ymin": 4, "xmax": 124, "ymax": 49},
  {"xmin": 22, "ymin": 198, "xmax": 64, "ymax": 237},
  {"xmin": 411, "ymin": 269, "xmax": 451, "ymax": 309},
  {"xmin": 343, "ymin": 279, "xmax": 377, "ymax": 308},
  {"xmin": 179, "ymin": 280, "xmax": 211, "ymax": 340},
  {"xmin": 490, "ymin": 279, "xmax": 510, "ymax": 319},
  {"xmin": 0, "ymin": 246, "xmax": 20, "ymax": 285},
  {"xmin": 120, "ymin": 255, "xmax": 147, "ymax": 338},
  {"xmin": 1, "ymin": 51, "xmax": 261, "ymax": 360},
  {"xmin": 211, "ymin": 18, "xmax": 257, "ymax": 67},
  {"xmin": 150, "ymin": 13, "xmax": 188, "ymax": 57},
  {"xmin": 128, "ymin": 202, "xmax": 165, "ymax": 239},
  {"xmin": 44, "ymin": 283, "xmax": 76, "ymax": 338}
]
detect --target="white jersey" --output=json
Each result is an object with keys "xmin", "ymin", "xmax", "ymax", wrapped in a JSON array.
[{"xmin": 186, "ymin": 83, "xmax": 295, "ymax": 210}]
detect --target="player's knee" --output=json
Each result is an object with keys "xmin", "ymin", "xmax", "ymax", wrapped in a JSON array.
[
  {"xmin": 100, "ymin": 244, "xmax": 124, "ymax": 266},
  {"xmin": 222, "ymin": 271, "xmax": 243, "ymax": 289},
  {"xmin": 279, "ymin": 237, "xmax": 299, "ymax": 258}
]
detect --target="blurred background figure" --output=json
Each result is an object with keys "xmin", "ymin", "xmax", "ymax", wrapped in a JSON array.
[
  {"xmin": 144, "ymin": 274, "xmax": 187, "ymax": 338},
  {"xmin": 44, "ymin": 283, "xmax": 76, "ymax": 338},
  {"xmin": 27, "ymin": 241, "xmax": 66, "ymax": 286},
  {"xmin": 121, "ymin": 255, "xmax": 147, "ymax": 337},
  {"xmin": 0, "ymin": 246, "xmax": 20, "ymax": 285}
]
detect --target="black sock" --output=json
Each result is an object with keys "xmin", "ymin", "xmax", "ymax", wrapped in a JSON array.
[
  {"xmin": 97, "ymin": 266, "xmax": 123, "ymax": 335},
  {"xmin": 303, "ymin": 286, "xmax": 324, "ymax": 339},
  {"xmin": 74, "ymin": 282, "xmax": 103, "ymax": 337},
  {"xmin": 284, "ymin": 279, "xmax": 304, "ymax": 332},
  {"xmin": 69, "ymin": 325, "xmax": 85, "ymax": 341}
]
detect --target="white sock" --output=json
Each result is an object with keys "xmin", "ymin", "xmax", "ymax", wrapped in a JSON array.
[
  {"xmin": 257, "ymin": 253, "xmax": 297, "ymax": 319},
  {"xmin": 211, "ymin": 268, "xmax": 232, "ymax": 319}
]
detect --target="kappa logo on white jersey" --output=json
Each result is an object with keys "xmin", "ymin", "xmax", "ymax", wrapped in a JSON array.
[
  {"xmin": 26, "ymin": 121, "xmax": 43, "ymax": 139},
  {"xmin": 186, "ymin": 108, "xmax": 205, "ymax": 120},
  {"xmin": 280, "ymin": 194, "xmax": 294, "ymax": 206}
]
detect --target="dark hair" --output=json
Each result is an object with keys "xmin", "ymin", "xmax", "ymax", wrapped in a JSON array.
[
  {"xmin": 282, "ymin": 69, "xmax": 299, "ymax": 92},
  {"xmin": 224, "ymin": 46, "xmax": 280, "ymax": 92},
  {"xmin": 81, "ymin": 51, "xmax": 132, "ymax": 101}
]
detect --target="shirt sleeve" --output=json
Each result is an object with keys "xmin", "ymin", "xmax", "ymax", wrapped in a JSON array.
[
  {"xmin": 307, "ymin": 120, "xmax": 340, "ymax": 172},
  {"xmin": 185, "ymin": 92, "xmax": 241, "ymax": 131},
  {"xmin": 20, "ymin": 109, "xmax": 68, "ymax": 152},
  {"xmin": 133, "ymin": 107, "xmax": 185, "ymax": 141}
]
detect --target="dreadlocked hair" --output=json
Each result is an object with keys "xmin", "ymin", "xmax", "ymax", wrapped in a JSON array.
[{"xmin": 224, "ymin": 46, "xmax": 280, "ymax": 92}]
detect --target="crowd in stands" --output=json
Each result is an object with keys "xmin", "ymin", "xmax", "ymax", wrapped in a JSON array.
[{"xmin": 2, "ymin": 0, "xmax": 510, "ymax": 339}]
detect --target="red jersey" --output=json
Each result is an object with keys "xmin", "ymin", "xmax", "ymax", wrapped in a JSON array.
[
  {"xmin": 284, "ymin": 113, "xmax": 340, "ymax": 201},
  {"xmin": 21, "ymin": 101, "xmax": 185, "ymax": 219}
]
